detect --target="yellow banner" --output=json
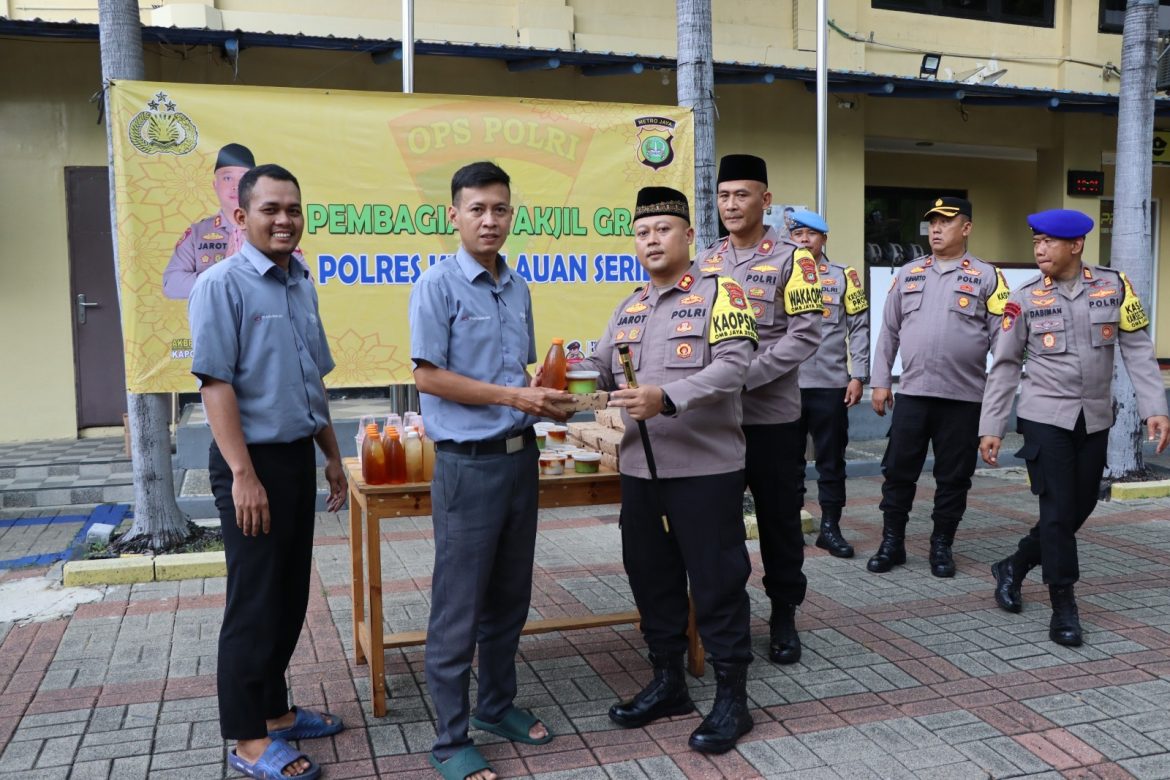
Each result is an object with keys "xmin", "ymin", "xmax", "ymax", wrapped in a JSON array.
[{"xmin": 110, "ymin": 81, "xmax": 693, "ymax": 392}]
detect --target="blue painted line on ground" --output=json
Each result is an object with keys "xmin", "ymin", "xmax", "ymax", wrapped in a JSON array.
[
  {"xmin": 0, "ymin": 504, "xmax": 130, "ymax": 569},
  {"xmin": 0, "ymin": 515, "xmax": 87, "ymax": 529}
]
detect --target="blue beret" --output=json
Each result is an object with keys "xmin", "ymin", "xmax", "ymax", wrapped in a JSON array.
[
  {"xmin": 1027, "ymin": 209, "xmax": 1094, "ymax": 239},
  {"xmin": 788, "ymin": 208, "xmax": 828, "ymax": 234}
]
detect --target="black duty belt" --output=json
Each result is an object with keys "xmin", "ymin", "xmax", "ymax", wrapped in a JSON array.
[{"xmin": 435, "ymin": 427, "xmax": 536, "ymax": 456}]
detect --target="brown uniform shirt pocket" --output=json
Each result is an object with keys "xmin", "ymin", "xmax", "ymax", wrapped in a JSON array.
[
  {"xmin": 664, "ymin": 332, "xmax": 704, "ymax": 369},
  {"xmin": 949, "ymin": 291, "xmax": 984, "ymax": 317},
  {"xmin": 1029, "ymin": 318, "xmax": 1067, "ymax": 354},
  {"xmin": 1089, "ymin": 307, "xmax": 1120, "ymax": 347},
  {"xmin": 901, "ymin": 289, "xmax": 924, "ymax": 313}
]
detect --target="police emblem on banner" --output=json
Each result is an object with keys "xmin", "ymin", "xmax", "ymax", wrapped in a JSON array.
[
  {"xmin": 634, "ymin": 116, "xmax": 676, "ymax": 170},
  {"xmin": 127, "ymin": 91, "xmax": 199, "ymax": 156}
]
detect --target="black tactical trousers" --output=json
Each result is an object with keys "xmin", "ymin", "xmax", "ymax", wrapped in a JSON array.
[
  {"xmin": 744, "ymin": 421, "xmax": 808, "ymax": 605},
  {"xmin": 796, "ymin": 387, "xmax": 850, "ymax": 515},
  {"xmin": 1011, "ymin": 414, "xmax": 1108, "ymax": 586},
  {"xmin": 619, "ymin": 471, "xmax": 753, "ymax": 664},
  {"xmin": 879, "ymin": 394, "xmax": 981, "ymax": 526}
]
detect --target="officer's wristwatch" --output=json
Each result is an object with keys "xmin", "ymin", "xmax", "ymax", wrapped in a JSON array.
[{"xmin": 661, "ymin": 390, "xmax": 678, "ymax": 416}]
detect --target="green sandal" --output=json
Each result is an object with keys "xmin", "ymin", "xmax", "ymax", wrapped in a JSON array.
[
  {"xmin": 471, "ymin": 706, "xmax": 554, "ymax": 745},
  {"xmin": 429, "ymin": 745, "xmax": 493, "ymax": 780}
]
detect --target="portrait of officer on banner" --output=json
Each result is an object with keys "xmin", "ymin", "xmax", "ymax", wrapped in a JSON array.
[{"xmin": 162, "ymin": 142, "xmax": 254, "ymax": 300}]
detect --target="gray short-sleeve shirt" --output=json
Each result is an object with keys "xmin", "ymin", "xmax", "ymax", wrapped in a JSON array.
[
  {"xmin": 188, "ymin": 241, "xmax": 334, "ymax": 444},
  {"xmin": 409, "ymin": 248, "xmax": 538, "ymax": 443}
]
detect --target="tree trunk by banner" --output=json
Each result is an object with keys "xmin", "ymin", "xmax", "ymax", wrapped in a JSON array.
[
  {"xmin": 99, "ymin": 0, "xmax": 190, "ymax": 548},
  {"xmin": 676, "ymin": 0, "xmax": 717, "ymax": 248},
  {"xmin": 1106, "ymin": 0, "xmax": 1159, "ymax": 480}
]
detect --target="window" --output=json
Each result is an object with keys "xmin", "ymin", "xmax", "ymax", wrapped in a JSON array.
[
  {"xmin": 863, "ymin": 186, "xmax": 967, "ymax": 268},
  {"xmin": 1100, "ymin": 0, "xmax": 1170, "ymax": 34},
  {"xmin": 873, "ymin": 0, "xmax": 1054, "ymax": 27}
]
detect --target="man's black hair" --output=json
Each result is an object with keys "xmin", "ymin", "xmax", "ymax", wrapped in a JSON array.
[
  {"xmin": 238, "ymin": 164, "xmax": 300, "ymax": 210},
  {"xmin": 450, "ymin": 161, "xmax": 510, "ymax": 204}
]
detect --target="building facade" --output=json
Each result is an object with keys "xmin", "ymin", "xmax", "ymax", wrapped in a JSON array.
[{"xmin": 1, "ymin": 0, "xmax": 1167, "ymax": 440}]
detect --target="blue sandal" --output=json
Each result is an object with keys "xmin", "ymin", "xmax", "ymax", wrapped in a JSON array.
[
  {"xmin": 430, "ymin": 745, "xmax": 493, "ymax": 780},
  {"xmin": 268, "ymin": 706, "xmax": 344, "ymax": 741},
  {"xmin": 228, "ymin": 738, "xmax": 320, "ymax": 780},
  {"xmin": 471, "ymin": 706, "xmax": 554, "ymax": 745}
]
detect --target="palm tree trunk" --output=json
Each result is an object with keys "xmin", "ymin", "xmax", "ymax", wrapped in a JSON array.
[
  {"xmin": 676, "ymin": 0, "xmax": 717, "ymax": 247},
  {"xmin": 99, "ymin": 0, "xmax": 190, "ymax": 548},
  {"xmin": 1106, "ymin": 0, "xmax": 1159, "ymax": 480}
]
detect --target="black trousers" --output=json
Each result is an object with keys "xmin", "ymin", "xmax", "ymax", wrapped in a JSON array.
[
  {"xmin": 1012, "ymin": 414, "xmax": 1108, "ymax": 586},
  {"xmin": 796, "ymin": 387, "xmax": 850, "ymax": 515},
  {"xmin": 879, "ymin": 394, "xmax": 981, "ymax": 527},
  {"xmin": 210, "ymin": 437, "xmax": 317, "ymax": 740},
  {"xmin": 620, "ymin": 471, "xmax": 752, "ymax": 664},
  {"xmin": 744, "ymin": 422, "xmax": 807, "ymax": 605}
]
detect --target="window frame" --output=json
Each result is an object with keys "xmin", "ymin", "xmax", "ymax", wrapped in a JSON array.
[{"xmin": 872, "ymin": 0, "xmax": 1055, "ymax": 29}]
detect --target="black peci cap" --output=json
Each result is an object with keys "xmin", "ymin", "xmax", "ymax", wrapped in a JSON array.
[
  {"xmin": 717, "ymin": 154, "xmax": 767, "ymax": 185},
  {"xmin": 634, "ymin": 186, "xmax": 690, "ymax": 223}
]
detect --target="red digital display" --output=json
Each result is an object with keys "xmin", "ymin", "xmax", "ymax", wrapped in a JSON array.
[{"xmin": 1067, "ymin": 169, "xmax": 1104, "ymax": 197}]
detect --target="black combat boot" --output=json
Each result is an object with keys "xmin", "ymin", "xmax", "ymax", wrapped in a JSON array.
[
  {"xmin": 866, "ymin": 515, "xmax": 907, "ymax": 573},
  {"xmin": 991, "ymin": 555, "xmax": 1032, "ymax": 613},
  {"xmin": 609, "ymin": 651, "xmax": 695, "ymax": 727},
  {"xmin": 815, "ymin": 508, "xmax": 854, "ymax": 558},
  {"xmin": 1048, "ymin": 584, "xmax": 1083, "ymax": 647},
  {"xmin": 768, "ymin": 602, "xmax": 802, "ymax": 664},
  {"xmin": 688, "ymin": 662, "xmax": 753, "ymax": 754},
  {"xmin": 928, "ymin": 521, "xmax": 958, "ymax": 578}
]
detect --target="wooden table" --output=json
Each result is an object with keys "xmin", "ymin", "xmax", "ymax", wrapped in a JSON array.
[{"xmin": 345, "ymin": 457, "xmax": 704, "ymax": 716}]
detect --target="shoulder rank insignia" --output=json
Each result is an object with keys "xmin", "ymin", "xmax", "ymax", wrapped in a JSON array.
[
  {"xmin": 819, "ymin": 263, "xmax": 829, "ymax": 274},
  {"xmin": 925, "ymin": 258, "xmax": 934, "ymax": 267},
  {"xmin": 625, "ymin": 303, "xmax": 648, "ymax": 314},
  {"xmin": 1041, "ymin": 275, "xmax": 1053, "ymax": 288},
  {"xmin": 213, "ymin": 215, "xmax": 223, "ymax": 228},
  {"xmin": 678, "ymin": 273, "xmax": 695, "ymax": 291},
  {"xmin": 1083, "ymin": 266, "xmax": 1093, "ymax": 280},
  {"xmin": 759, "ymin": 239, "xmax": 775, "ymax": 255},
  {"xmin": 961, "ymin": 258, "xmax": 971, "ymax": 268}
]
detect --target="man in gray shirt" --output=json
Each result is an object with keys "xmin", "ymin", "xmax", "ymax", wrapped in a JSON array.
[
  {"xmin": 409, "ymin": 161, "xmax": 569, "ymax": 780},
  {"xmin": 979, "ymin": 209, "xmax": 1169, "ymax": 646},
  {"xmin": 789, "ymin": 210, "xmax": 870, "ymax": 558},
  {"xmin": 189, "ymin": 164, "xmax": 347, "ymax": 780},
  {"xmin": 870, "ymin": 197, "xmax": 1010, "ymax": 578}
]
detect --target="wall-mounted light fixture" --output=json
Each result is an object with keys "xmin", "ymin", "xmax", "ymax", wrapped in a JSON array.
[{"xmin": 920, "ymin": 53, "xmax": 942, "ymax": 80}]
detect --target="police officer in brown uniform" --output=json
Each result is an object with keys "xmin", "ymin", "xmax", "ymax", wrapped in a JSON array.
[
  {"xmin": 579, "ymin": 186, "xmax": 759, "ymax": 754},
  {"xmin": 979, "ymin": 209, "xmax": 1170, "ymax": 646},
  {"xmin": 789, "ymin": 209, "xmax": 870, "ymax": 558},
  {"xmin": 694, "ymin": 155, "xmax": 823, "ymax": 664},
  {"xmin": 871, "ymin": 197, "xmax": 1010, "ymax": 576},
  {"xmin": 163, "ymin": 143, "xmax": 254, "ymax": 299}
]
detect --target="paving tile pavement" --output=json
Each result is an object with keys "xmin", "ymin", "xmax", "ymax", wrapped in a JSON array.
[{"xmin": 0, "ymin": 469, "xmax": 1169, "ymax": 778}]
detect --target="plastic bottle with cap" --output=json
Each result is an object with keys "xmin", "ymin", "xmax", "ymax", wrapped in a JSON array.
[
  {"xmin": 404, "ymin": 428, "xmax": 423, "ymax": 483},
  {"xmin": 383, "ymin": 425, "xmax": 407, "ymax": 485},
  {"xmin": 540, "ymin": 337, "xmax": 567, "ymax": 390},
  {"xmin": 361, "ymin": 422, "xmax": 388, "ymax": 485}
]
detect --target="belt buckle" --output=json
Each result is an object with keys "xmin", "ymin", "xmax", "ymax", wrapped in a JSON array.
[{"xmin": 505, "ymin": 434, "xmax": 523, "ymax": 454}]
